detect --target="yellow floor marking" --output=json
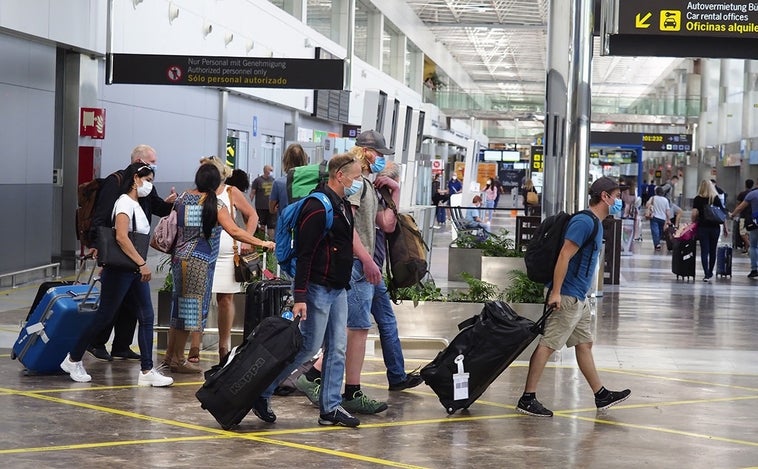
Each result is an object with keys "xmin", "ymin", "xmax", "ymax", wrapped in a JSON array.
[
  {"xmin": 0, "ymin": 387, "xmax": 431, "ymax": 468},
  {"xmin": 564, "ymin": 413, "xmax": 758, "ymax": 447},
  {"xmin": 602, "ymin": 368, "xmax": 758, "ymax": 392},
  {"xmin": 0, "ymin": 435, "xmax": 231, "ymax": 454}
]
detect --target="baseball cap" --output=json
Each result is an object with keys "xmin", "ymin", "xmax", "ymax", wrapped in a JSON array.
[
  {"xmin": 589, "ymin": 176, "xmax": 623, "ymax": 197},
  {"xmin": 355, "ymin": 130, "xmax": 394, "ymax": 155}
]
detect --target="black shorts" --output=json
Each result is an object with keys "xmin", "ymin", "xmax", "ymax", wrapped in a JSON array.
[{"xmin": 257, "ymin": 209, "xmax": 272, "ymax": 227}]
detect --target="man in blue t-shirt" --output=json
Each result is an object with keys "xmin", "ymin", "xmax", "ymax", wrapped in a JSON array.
[
  {"xmin": 731, "ymin": 188, "xmax": 758, "ymax": 278},
  {"xmin": 517, "ymin": 177, "xmax": 631, "ymax": 417}
]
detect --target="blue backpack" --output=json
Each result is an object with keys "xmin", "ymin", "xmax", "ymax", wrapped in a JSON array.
[{"xmin": 274, "ymin": 192, "xmax": 333, "ymax": 277}]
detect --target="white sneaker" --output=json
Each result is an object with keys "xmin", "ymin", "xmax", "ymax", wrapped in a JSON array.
[
  {"xmin": 138, "ymin": 368, "xmax": 174, "ymax": 387},
  {"xmin": 60, "ymin": 354, "xmax": 91, "ymax": 382}
]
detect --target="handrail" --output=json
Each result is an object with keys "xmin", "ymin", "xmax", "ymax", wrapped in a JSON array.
[{"xmin": 0, "ymin": 263, "xmax": 61, "ymax": 288}]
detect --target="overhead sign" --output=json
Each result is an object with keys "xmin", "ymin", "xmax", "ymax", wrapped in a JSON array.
[
  {"xmin": 641, "ymin": 133, "xmax": 692, "ymax": 152},
  {"xmin": 618, "ymin": 0, "xmax": 758, "ymax": 38},
  {"xmin": 107, "ymin": 54, "xmax": 344, "ymax": 89}
]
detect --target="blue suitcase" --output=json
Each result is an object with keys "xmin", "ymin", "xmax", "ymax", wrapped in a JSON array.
[{"xmin": 11, "ymin": 282, "xmax": 100, "ymax": 374}]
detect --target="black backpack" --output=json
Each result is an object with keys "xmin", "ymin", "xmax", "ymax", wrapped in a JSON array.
[{"xmin": 524, "ymin": 210, "xmax": 599, "ymax": 284}]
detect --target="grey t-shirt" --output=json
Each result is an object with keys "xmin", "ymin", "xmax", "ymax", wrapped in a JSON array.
[{"xmin": 347, "ymin": 175, "xmax": 378, "ymax": 257}]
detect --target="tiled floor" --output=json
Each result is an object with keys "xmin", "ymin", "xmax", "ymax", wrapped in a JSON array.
[{"xmin": 2, "ymin": 211, "xmax": 758, "ymax": 468}]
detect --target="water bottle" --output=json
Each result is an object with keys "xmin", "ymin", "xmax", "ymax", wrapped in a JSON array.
[{"xmin": 281, "ymin": 306, "xmax": 294, "ymax": 321}]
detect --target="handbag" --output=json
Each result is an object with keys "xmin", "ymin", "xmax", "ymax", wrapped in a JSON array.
[
  {"xmin": 150, "ymin": 209, "xmax": 178, "ymax": 253},
  {"xmin": 96, "ymin": 211, "xmax": 150, "ymax": 271},
  {"xmin": 702, "ymin": 199, "xmax": 726, "ymax": 224},
  {"xmin": 644, "ymin": 202, "xmax": 654, "ymax": 220},
  {"xmin": 228, "ymin": 187, "xmax": 262, "ymax": 283},
  {"xmin": 746, "ymin": 213, "xmax": 758, "ymax": 232},
  {"xmin": 526, "ymin": 191, "xmax": 538, "ymax": 206}
]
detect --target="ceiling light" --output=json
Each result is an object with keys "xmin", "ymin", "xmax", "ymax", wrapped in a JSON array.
[
  {"xmin": 224, "ymin": 33, "xmax": 234, "ymax": 47},
  {"xmin": 245, "ymin": 40, "xmax": 254, "ymax": 54},
  {"xmin": 132, "ymin": 0, "xmax": 143, "ymax": 8}
]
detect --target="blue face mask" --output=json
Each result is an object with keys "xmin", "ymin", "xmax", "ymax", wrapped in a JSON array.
[
  {"xmin": 609, "ymin": 198, "xmax": 623, "ymax": 216},
  {"xmin": 370, "ymin": 156, "xmax": 385, "ymax": 173},
  {"xmin": 343, "ymin": 178, "xmax": 364, "ymax": 197}
]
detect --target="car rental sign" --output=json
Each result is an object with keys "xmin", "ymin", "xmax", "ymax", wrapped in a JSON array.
[
  {"xmin": 107, "ymin": 54, "xmax": 344, "ymax": 89},
  {"xmin": 618, "ymin": 0, "xmax": 758, "ymax": 38}
]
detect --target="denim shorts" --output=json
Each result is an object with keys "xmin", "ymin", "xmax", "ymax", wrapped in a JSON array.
[{"xmin": 346, "ymin": 259, "xmax": 373, "ymax": 329}]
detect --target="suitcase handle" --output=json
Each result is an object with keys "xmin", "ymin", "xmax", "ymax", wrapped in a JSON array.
[
  {"xmin": 531, "ymin": 304, "xmax": 555, "ymax": 335},
  {"xmin": 74, "ymin": 253, "xmax": 98, "ymax": 285}
]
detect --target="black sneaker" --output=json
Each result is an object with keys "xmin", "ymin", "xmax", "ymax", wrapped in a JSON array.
[
  {"xmin": 111, "ymin": 348, "xmax": 141, "ymax": 360},
  {"xmin": 595, "ymin": 389, "xmax": 631, "ymax": 410},
  {"xmin": 748, "ymin": 270, "xmax": 758, "ymax": 279},
  {"xmin": 87, "ymin": 345, "xmax": 113, "ymax": 362},
  {"xmin": 388, "ymin": 372, "xmax": 424, "ymax": 391},
  {"xmin": 318, "ymin": 405, "xmax": 360, "ymax": 427},
  {"xmin": 516, "ymin": 397, "xmax": 553, "ymax": 417},
  {"xmin": 252, "ymin": 397, "xmax": 276, "ymax": 423}
]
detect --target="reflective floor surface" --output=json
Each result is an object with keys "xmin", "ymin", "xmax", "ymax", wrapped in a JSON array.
[{"xmin": 1, "ymin": 212, "xmax": 757, "ymax": 468}]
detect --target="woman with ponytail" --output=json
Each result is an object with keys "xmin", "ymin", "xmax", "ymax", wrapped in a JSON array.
[{"xmin": 164, "ymin": 162, "xmax": 274, "ymax": 373}]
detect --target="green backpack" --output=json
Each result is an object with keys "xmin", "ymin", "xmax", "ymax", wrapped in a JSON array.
[{"xmin": 286, "ymin": 161, "xmax": 329, "ymax": 202}]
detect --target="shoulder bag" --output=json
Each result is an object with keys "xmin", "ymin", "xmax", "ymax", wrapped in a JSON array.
[
  {"xmin": 229, "ymin": 187, "xmax": 261, "ymax": 283},
  {"xmin": 701, "ymin": 197, "xmax": 726, "ymax": 224},
  {"xmin": 150, "ymin": 209, "xmax": 178, "ymax": 253},
  {"xmin": 96, "ymin": 208, "xmax": 150, "ymax": 271}
]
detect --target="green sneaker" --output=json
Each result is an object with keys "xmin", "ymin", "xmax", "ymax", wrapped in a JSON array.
[
  {"xmin": 295, "ymin": 375, "xmax": 321, "ymax": 406},
  {"xmin": 341, "ymin": 390, "xmax": 388, "ymax": 414}
]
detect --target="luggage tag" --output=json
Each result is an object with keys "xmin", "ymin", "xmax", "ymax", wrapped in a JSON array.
[
  {"xmin": 452, "ymin": 354, "xmax": 469, "ymax": 401},
  {"xmin": 25, "ymin": 322, "xmax": 50, "ymax": 343}
]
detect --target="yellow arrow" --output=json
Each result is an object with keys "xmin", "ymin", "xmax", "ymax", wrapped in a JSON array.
[{"xmin": 635, "ymin": 12, "xmax": 652, "ymax": 29}]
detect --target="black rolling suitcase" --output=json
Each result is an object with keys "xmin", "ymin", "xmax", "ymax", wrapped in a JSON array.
[
  {"xmin": 671, "ymin": 239, "xmax": 696, "ymax": 281},
  {"xmin": 716, "ymin": 244, "xmax": 732, "ymax": 277},
  {"xmin": 420, "ymin": 301, "xmax": 553, "ymax": 414},
  {"xmin": 196, "ymin": 316, "xmax": 303, "ymax": 429},
  {"xmin": 243, "ymin": 279, "xmax": 292, "ymax": 338}
]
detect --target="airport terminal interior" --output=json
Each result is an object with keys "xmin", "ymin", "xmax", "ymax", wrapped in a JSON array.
[
  {"xmin": 2, "ymin": 213, "xmax": 758, "ymax": 468},
  {"xmin": 3, "ymin": 0, "xmax": 758, "ymax": 467}
]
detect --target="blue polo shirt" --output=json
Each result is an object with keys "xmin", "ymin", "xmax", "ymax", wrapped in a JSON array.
[{"xmin": 555, "ymin": 212, "xmax": 602, "ymax": 299}]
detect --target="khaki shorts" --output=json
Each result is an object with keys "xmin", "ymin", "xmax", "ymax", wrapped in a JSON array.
[{"xmin": 539, "ymin": 295, "xmax": 593, "ymax": 350}]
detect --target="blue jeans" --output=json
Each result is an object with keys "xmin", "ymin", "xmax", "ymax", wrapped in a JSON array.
[
  {"xmin": 70, "ymin": 267, "xmax": 155, "ymax": 371},
  {"xmin": 749, "ymin": 229, "xmax": 758, "ymax": 271},
  {"xmin": 650, "ymin": 217, "xmax": 666, "ymax": 248},
  {"xmin": 371, "ymin": 279, "xmax": 407, "ymax": 385},
  {"xmin": 263, "ymin": 284, "xmax": 347, "ymax": 414},
  {"xmin": 697, "ymin": 225, "xmax": 720, "ymax": 278}
]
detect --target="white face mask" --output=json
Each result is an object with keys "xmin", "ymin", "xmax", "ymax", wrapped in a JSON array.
[{"xmin": 137, "ymin": 180, "xmax": 153, "ymax": 197}]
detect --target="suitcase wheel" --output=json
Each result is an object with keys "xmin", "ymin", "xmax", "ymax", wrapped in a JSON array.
[
  {"xmin": 446, "ymin": 407, "xmax": 457, "ymax": 415},
  {"xmin": 10, "ymin": 351, "xmax": 16, "ymax": 360}
]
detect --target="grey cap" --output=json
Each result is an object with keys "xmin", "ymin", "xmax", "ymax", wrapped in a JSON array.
[{"xmin": 355, "ymin": 130, "xmax": 394, "ymax": 155}]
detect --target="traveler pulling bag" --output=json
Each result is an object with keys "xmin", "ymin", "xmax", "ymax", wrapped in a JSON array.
[
  {"xmin": 378, "ymin": 187, "xmax": 429, "ymax": 291},
  {"xmin": 96, "ymin": 212, "xmax": 150, "ymax": 271}
]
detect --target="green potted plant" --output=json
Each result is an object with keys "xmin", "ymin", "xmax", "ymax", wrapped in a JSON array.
[
  {"xmin": 449, "ymin": 229, "xmax": 525, "ymax": 290},
  {"xmin": 502, "ymin": 270, "xmax": 545, "ymax": 304}
]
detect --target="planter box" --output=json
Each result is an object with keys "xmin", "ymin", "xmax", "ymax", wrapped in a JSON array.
[
  {"xmin": 481, "ymin": 256, "xmax": 525, "ymax": 291},
  {"xmin": 447, "ymin": 247, "xmax": 482, "ymax": 281}
]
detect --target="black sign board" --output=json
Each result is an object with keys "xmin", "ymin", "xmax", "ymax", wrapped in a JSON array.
[
  {"xmin": 619, "ymin": 0, "xmax": 758, "ymax": 38},
  {"xmin": 516, "ymin": 216, "xmax": 542, "ymax": 252},
  {"xmin": 641, "ymin": 133, "xmax": 691, "ymax": 152},
  {"xmin": 107, "ymin": 54, "xmax": 344, "ymax": 89},
  {"xmin": 608, "ymin": 1, "xmax": 758, "ymax": 58}
]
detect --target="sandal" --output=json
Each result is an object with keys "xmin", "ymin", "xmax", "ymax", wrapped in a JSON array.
[
  {"xmin": 170, "ymin": 359, "xmax": 202, "ymax": 374},
  {"xmin": 188, "ymin": 347, "xmax": 200, "ymax": 364}
]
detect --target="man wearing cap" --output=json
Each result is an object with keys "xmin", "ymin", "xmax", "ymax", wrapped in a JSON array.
[
  {"xmin": 516, "ymin": 176, "xmax": 631, "ymax": 417},
  {"xmin": 295, "ymin": 130, "xmax": 421, "ymax": 414}
]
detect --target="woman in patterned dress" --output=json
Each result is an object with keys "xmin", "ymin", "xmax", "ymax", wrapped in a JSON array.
[{"xmin": 164, "ymin": 163, "xmax": 274, "ymax": 372}]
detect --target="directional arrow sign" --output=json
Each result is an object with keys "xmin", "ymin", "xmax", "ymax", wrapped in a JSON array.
[{"xmin": 635, "ymin": 12, "xmax": 652, "ymax": 29}]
